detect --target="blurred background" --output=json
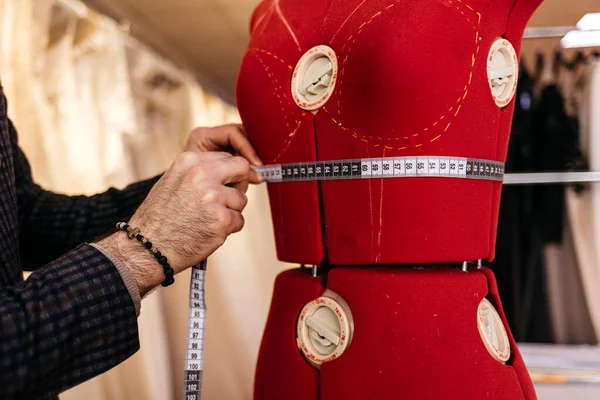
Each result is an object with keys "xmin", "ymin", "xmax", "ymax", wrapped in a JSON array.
[{"xmin": 1, "ymin": 0, "xmax": 600, "ymax": 399}]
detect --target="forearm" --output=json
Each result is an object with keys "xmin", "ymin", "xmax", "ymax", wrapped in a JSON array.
[
  {"xmin": 8, "ymin": 116, "xmax": 161, "ymax": 270},
  {"xmin": 0, "ymin": 245, "xmax": 139, "ymax": 399},
  {"xmin": 19, "ymin": 176, "xmax": 160, "ymax": 270},
  {"xmin": 96, "ymin": 232, "xmax": 165, "ymax": 298}
]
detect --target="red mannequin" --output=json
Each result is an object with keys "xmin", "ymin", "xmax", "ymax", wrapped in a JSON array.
[{"xmin": 237, "ymin": 0, "xmax": 542, "ymax": 398}]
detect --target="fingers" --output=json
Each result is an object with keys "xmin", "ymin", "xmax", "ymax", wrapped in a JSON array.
[
  {"xmin": 207, "ymin": 124, "xmax": 263, "ymax": 166},
  {"xmin": 220, "ymin": 125, "xmax": 263, "ymax": 183},
  {"xmin": 227, "ymin": 210, "xmax": 245, "ymax": 234},
  {"xmin": 172, "ymin": 151, "xmax": 231, "ymax": 177},
  {"xmin": 249, "ymin": 168, "xmax": 264, "ymax": 184},
  {"xmin": 221, "ymin": 186, "xmax": 248, "ymax": 212},
  {"xmin": 228, "ymin": 178, "xmax": 250, "ymax": 194},
  {"xmin": 214, "ymin": 156, "xmax": 252, "ymax": 188}
]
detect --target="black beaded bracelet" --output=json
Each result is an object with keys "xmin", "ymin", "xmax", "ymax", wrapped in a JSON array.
[{"xmin": 116, "ymin": 222, "xmax": 175, "ymax": 287}]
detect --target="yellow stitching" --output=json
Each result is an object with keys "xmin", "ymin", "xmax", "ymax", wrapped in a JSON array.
[
  {"xmin": 431, "ymin": 135, "xmax": 442, "ymax": 142},
  {"xmin": 269, "ymin": 120, "xmax": 303, "ymax": 164},
  {"xmin": 328, "ymin": 0, "xmax": 481, "ymax": 149},
  {"xmin": 254, "ymin": 53, "xmax": 305, "ymax": 164},
  {"xmin": 415, "ymin": 144, "xmax": 423, "ymax": 148},
  {"xmin": 249, "ymin": 48, "xmax": 293, "ymax": 69}
]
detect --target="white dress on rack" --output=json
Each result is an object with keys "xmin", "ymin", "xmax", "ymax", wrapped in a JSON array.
[
  {"xmin": 0, "ymin": 0, "xmax": 55, "ymax": 187},
  {"xmin": 571, "ymin": 60, "xmax": 600, "ymax": 340},
  {"xmin": 542, "ymin": 66, "xmax": 597, "ymax": 344}
]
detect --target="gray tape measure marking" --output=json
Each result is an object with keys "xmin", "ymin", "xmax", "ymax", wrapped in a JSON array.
[
  {"xmin": 253, "ymin": 156, "xmax": 505, "ymax": 183},
  {"xmin": 183, "ymin": 260, "xmax": 207, "ymax": 400}
]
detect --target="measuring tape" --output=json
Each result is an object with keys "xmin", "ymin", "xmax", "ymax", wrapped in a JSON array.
[
  {"xmin": 253, "ymin": 156, "xmax": 505, "ymax": 183},
  {"xmin": 183, "ymin": 260, "xmax": 207, "ymax": 400}
]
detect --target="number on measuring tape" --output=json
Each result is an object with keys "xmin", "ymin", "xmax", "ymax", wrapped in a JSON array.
[
  {"xmin": 439, "ymin": 158, "xmax": 449, "ymax": 175},
  {"xmin": 256, "ymin": 156, "xmax": 504, "ymax": 183},
  {"xmin": 405, "ymin": 158, "xmax": 417, "ymax": 176},
  {"xmin": 361, "ymin": 160, "xmax": 372, "ymax": 176},
  {"xmin": 457, "ymin": 158, "xmax": 467, "ymax": 177},
  {"xmin": 393, "ymin": 159, "xmax": 404, "ymax": 175},
  {"xmin": 428, "ymin": 157, "xmax": 440, "ymax": 176},
  {"xmin": 183, "ymin": 261, "xmax": 207, "ymax": 400},
  {"xmin": 382, "ymin": 159, "xmax": 393, "ymax": 176},
  {"xmin": 416, "ymin": 157, "xmax": 428, "ymax": 175},
  {"xmin": 372, "ymin": 160, "xmax": 383, "ymax": 176}
]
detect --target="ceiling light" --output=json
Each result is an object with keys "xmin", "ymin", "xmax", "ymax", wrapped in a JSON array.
[
  {"xmin": 561, "ymin": 30, "xmax": 600, "ymax": 48},
  {"xmin": 576, "ymin": 13, "xmax": 600, "ymax": 31}
]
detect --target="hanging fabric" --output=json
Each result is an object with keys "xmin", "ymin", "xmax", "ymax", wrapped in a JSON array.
[
  {"xmin": 568, "ymin": 59, "xmax": 600, "ymax": 341},
  {"xmin": 542, "ymin": 53, "xmax": 597, "ymax": 345},
  {"xmin": 0, "ymin": 0, "xmax": 56, "ymax": 187}
]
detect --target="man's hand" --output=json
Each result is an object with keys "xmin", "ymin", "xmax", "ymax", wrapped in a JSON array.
[
  {"xmin": 185, "ymin": 124, "xmax": 263, "ymax": 183},
  {"xmin": 99, "ymin": 151, "xmax": 252, "ymax": 295}
]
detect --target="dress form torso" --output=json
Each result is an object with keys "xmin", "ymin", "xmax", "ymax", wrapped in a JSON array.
[
  {"xmin": 238, "ymin": 0, "xmax": 541, "ymax": 265},
  {"xmin": 236, "ymin": 1, "xmax": 543, "ymax": 399}
]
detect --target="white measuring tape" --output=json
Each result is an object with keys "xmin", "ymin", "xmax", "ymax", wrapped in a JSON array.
[
  {"xmin": 179, "ymin": 156, "xmax": 503, "ymax": 398},
  {"xmin": 183, "ymin": 260, "xmax": 207, "ymax": 400},
  {"xmin": 253, "ymin": 156, "xmax": 505, "ymax": 183}
]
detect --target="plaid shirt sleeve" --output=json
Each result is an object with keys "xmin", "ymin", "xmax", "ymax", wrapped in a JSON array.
[
  {"xmin": 6, "ymin": 118, "xmax": 161, "ymax": 270},
  {"xmin": 0, "ymin": 99, "xmax": 161, "ymax": 398},
  {"xmin": 0, "ymin": 244, "xmax": 140, "ymax": 399}
]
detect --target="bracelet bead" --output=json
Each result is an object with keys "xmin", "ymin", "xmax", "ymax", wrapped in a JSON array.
[
  {"xmin": 161, "ymin": 276, "xmax": 175, "ymax": 287},
  {"xmin": 116, "ymin": 222, "xmax": 174, "ymax": 287}
]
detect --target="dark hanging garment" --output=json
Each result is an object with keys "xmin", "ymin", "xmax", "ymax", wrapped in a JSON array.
[
  {"xmin": 531, "ymin": 84, "xmax": 578, "ymax": 243},
  {"xmin": 491, "ymin": 65, "xmax": 553, "ymax": 343},
  {"xmin": 492, "ymin": 65, "xmax": 534, "ymax": 340}
]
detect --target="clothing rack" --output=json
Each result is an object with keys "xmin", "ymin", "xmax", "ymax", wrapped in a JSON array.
[
  {"xmin": 523, "ymin": 26, "xmax": 576, "ymax": 39},
  {"xmin": 504, "ymin": 172, "xmax": 600, "ymax": 185}
]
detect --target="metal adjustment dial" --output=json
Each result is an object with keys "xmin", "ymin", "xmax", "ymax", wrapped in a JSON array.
[
  {"xmin": 477, "ymin": 298, "xmax": 511, "ymax": 363},
  {"xmin": 487, "ymin": 38, "xmax": 518, "ymax": 108},
  {"xmin": 291, "ymin": 45, "xmax": 338, "ymax": 111},
  {"xmin": 296, "ymin": 290, "xmax": 353, "ymax": 368}
]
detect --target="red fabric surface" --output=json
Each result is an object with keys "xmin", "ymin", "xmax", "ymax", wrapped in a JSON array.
[
  {"xmin": 237, "ymin": 0, "xmax": 542, "ymax": 265},
  {"xmin": 237, "ymin": 52, "xmax": 324, "ymax": 263},
  {"xmin": 319, "ymin": 266, "xmax": 536, "ymax": 400},
  {"xmin": 478, "ymin": 267, "xmax": 538, "ymax": 399},
  {"xmin": 254, "ymin": 269, "xmax": 324, "ymax": 400}
]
